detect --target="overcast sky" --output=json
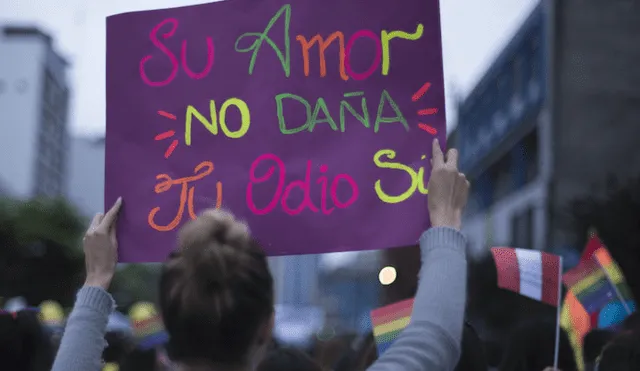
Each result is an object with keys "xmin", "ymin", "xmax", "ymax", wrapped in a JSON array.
[{"xmin": 1, "ymin": 0, "xmax": 538, "ymax": 137}]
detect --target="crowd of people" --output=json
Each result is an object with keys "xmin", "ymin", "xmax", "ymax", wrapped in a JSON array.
[{"xmin": 1, "ymin": 140, "xmax": 639, "ymax": 371}]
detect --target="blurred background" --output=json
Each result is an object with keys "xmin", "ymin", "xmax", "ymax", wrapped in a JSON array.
[{"xmin": 1, "ymin": 0, "xmax": 639, "ymax": 369}]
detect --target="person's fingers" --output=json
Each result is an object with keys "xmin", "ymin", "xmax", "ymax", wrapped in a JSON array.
[
  {"xmin": 99, "ymin": 197, "xmax": 122, "ymax": 232},
  {"xmin": 446, "ymin": 148, "xmax": 459, "ymax": 168},
  {"xmin": 432, "ymin": 138, "xmax": 444, "ymax": 166},
  {"xmin": 87, "ymin": 214, "xmax": 104, "ymax": 234},
  {"xmin": 109, "ymin": 207, "xmax": 121, "ymax": 246}
]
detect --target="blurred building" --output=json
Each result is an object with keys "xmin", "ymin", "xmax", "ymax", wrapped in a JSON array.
[
  {"xmin": 452, "ymin": 0, "xmax": 640, "ymax": 255},
  {"xmin": 318, "ymin": 251, "xmax": 380, "ymax": 334},
  {"xmin": 279, "ymin": 254, "xmax": 321, "ymax": 306},
  {"xmin": 0, "ymin": 25, "xmax": 70, "ymax": 198},
  {"xmin": 68, "ymin": 136, "xmax": 105, "ymax": 216}
]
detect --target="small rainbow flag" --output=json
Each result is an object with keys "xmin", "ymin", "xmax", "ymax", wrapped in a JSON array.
[
  {"xmin": 132, "ymin": 314, "xmax": 169, "ymax": 349},
  {"xmin": 130, "ymin": 302, "xmax": 168, "ymax": 350},
  {"xmin": 563, "ymin": 247, "xmax": 634, "ymax": 314},
  {"xmin": 370, "ymin": 298, "xmax": 413, "ymax": 355}
]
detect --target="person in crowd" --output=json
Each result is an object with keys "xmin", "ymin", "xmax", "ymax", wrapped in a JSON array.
[
  {"xmin": 256, "ymin": 347, "xmax": 322, "ymax": 371},
  {"xmin": 582, "ymin": 329, "xmax": 615, "ymax": 371},
  {"xmin": 120, "ymin": 347, "xmax": 159, "ymax": 371},
  {"xmin": 51, "ymin": 138, "xmax": 470, "ymax": 371},
  {"xmin": 622, "ymin": 312, "xmax": 640, "ymax": 332},
  {"xmin": 334, "ymin": 333, "xmax": 377, "ymax": 371},
  {"xmin": 596, "ymin": 330, "xmax": 640, "ymax": 371},
  {"xmin": 103, "ymin": 331, "xmax": 131, "ymax": 367},
  {"xmin": 455, "ymin": 321, "xmax": 488, "ymax": 371},
  {"xmin": 0, "ymin": 309, "xmax": 55, "ymax": 371},
  {"xmin": 499, "ymin": 319, "xmax": 577, "ymax": 371},
  {"xmin": 315, "ymin": 334, "xmax": 356, "ymax": 370}
]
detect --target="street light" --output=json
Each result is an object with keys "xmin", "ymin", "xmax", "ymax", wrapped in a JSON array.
[{"xmin": 379, "ymin": 266, "xmax": 397, "ymax": 285}]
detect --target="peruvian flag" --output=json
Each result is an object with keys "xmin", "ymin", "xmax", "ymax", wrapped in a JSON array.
[{"xmin": 491, "ymin": 247, "xmax": 563, "ymax": 306}]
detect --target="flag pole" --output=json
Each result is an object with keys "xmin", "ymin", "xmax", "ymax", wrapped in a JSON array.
[
  {"xmin": 553, "ymin": 256, "xmax": 563, "ymax": 370},
  {"xmin": 594, "ymin": 255, "xmax": 632, "ymax": 315}
]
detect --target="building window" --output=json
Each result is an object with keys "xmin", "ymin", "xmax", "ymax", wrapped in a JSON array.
[
  {"xmin": 513, "ymin": 56, "xmax": 524, "ymax": 98},
  {"xmin": 523, "ymin": 130, "xmax": 539, "ymax": 182},
  {"xmin": 490, "ymin": 154, "xmax": 512, "ymax": 201},
  {"xmin": 497, "ymin": 74, "xmax": 508, "ymax": 101},
  {"xmin": 511, "ymin": 207, "xmax": 534, "ymax": 249}
]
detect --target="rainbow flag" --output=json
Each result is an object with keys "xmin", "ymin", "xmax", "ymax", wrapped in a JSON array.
[
  {"xmin": 561, "ymin": 232, "xmax": 600, "ymax": 371},
  {"xmin": 370, "ymin": 298, "xmax": 413, "ymax": 355},
  {"xmin": 132, "ymin": 314, "xmax": 169, "ymax": 349},
  {"xmin": 563, "ymin": 247, "xmax": 634, "ymax": 314},
  {"xmin": 593, "ymin": 248, "xmax": 633, "ymax": 296},
  {"xmin": 561, "ymin": 292, "xmax": 589, "ymax": 371},
  {"xmin": 563, "ymin": 258, "xmax": 617, "ymax": 314}
]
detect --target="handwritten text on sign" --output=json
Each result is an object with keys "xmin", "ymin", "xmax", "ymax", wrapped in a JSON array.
[{"xmin": 106, "ymin": 0, "xmax": 446, "ymax": 262}]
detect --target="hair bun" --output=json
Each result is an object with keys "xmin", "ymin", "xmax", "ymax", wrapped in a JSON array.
[{"xmin": 176, "ymin": 209, "xmax": 252, "ymax": 293}]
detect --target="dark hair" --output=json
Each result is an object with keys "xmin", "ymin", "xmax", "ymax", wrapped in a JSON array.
[
  {"xmin": 257, "ymin": 347, "xmax": 322, "ymax": 371},
  {"xmin": 583, "ymin": 329, "xmax": 615, "ymax": 364},
  {"xmin": 159, "ymin": 209, "xmax": 274, "ymax": 366},
  {"xmin": 598, "ymin": 330, "xmax": 640, "ymax": 371},
  {"xmin": 623, "ymin": 312, "xmax": 640, "ymax": 332},
  {"xmin": 0, "ymin": 310, "xmax": 54, "ymax": 371},
  {"xmin": 103, "ymin": 331, "xmax": 131, "ymax": 365},
  {"xmin": 499, "ymin": 319, "xmax": 576, "ymax": 371},
  {"xmin": 120, "ymin": 348, "xmax": 157, "ymax": 371},
  {"xmin": 455, "ymin": 322, "xmax": 488, "ymax": 371}
]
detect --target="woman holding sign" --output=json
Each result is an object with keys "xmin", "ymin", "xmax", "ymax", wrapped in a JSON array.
[{"xmin": 51, "ymin": 138, "xmax": 470, "ymax": 371}]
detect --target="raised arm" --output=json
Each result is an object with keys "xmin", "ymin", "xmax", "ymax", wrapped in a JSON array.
[
  {"xmin": 367, "ymin": 139, "xmax": 470, "ymax": 371},
  {"xmin": 52, "ymin": 198, "xmax": 122, "ymax": 371}
]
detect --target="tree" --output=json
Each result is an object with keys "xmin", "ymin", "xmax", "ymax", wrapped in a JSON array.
[
  {"xmin": 0, "ymin": 197, "xmax": 87, "ymax": 306},
  {"xmin": 110, "ymin": 263, "xmax": 162, "ymax": 311}
]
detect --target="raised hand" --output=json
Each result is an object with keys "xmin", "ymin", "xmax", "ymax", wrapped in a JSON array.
[
  {"xmin": 427, "ymin": 138, "xmax": 470, "ymax": 230},
  {"xmin": 83, "ymin": 198, "xmax": 123, "ymax": 290}
]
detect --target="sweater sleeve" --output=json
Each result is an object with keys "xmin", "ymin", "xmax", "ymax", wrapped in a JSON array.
[
  {"xmin": 367, "ymin": 227, "xmax": 467, "ymax": 371},
  {"xmin": 51, "ymin": 286, "xmax": 115, "ymax": 371}
]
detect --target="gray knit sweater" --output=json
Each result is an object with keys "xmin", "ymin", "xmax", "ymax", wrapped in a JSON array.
[{"xmin": 51, "ymin": 227, "xmax": 467, "ymax": 371}]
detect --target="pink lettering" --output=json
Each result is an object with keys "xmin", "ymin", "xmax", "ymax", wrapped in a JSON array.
[
  {"xmin": 330, "ymin": 174, "xmax": 359, "ymax": 208},
  {"xmin": 281, "ymin": 161, "xmax": 320, "ymax": 215},
  {"xmin": 246, "ymin": 154, "xmax": 359, "ymax": 215},
  {"xmin": 139, "ymin": 18, "xmax": 215, "ymax": 87},
  {"xmin": 317, "ymin": 165, "xmax": 334, "ymax": 215},
  {"xmin": 344, "ymin": 30, "xmax": 382, "ymax": 81},
  {"xmin": 140, "ymin": 18, "xmax": 180, "ymax": 87},
  {"xmin": 181, "ymin": 37, "xmax": 215, "ymax": 79},
  {"xmin": 247, "ymin": 153, "xmax": 285, "ymax": 215}
]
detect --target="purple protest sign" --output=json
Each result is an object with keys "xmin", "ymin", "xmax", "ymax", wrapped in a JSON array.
[{"xmin": 106, "ymin": 0, "xmax": 446, "ymax": 262}]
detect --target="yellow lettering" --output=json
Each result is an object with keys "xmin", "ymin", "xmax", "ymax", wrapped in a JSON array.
[
  {"xmin": 219, "ymin": 98, "xmax": 251, "ymax": 139},
  {"xmin": 374, "ymin": 149, "xmax": 419, "ymax": 203},
  {"xmin": 381, "ymin": 24, "xmax": 424, "ymax": 76},
  {"xmin": 185, "ymin": 100, "xmax": 218, "ymax": 146}
]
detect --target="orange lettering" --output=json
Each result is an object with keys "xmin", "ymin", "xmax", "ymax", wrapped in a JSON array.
[
  {"xmin": 148, "ymin": 161, "xmax": 222, "ymax": 232},
  {"xmin": 296, "ymin": 32, "xmax": 348, "ymax": 81}
]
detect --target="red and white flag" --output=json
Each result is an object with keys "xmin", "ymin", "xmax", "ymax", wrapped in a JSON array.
[{"xmin": 491, "ymin": 247, "xmax": 562, "ymax": 306}]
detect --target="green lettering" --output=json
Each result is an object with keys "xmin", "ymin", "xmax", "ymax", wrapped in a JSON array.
[
  {"xmin": 309, "ymin": 98, "xmax": 338, "ymax": 132},
  {"xmin": 340, "ymin": 92, "xmax": 369, "ymax": 132},
  {"xmin": 234, "ymin": 5, "xmax": 291, "ymax": 76},
  {"xmin": 374, "ymin": 90, "xmax": 408, "ymax": 133},
  {"xmin": 276, "ymin": 93, "xmax": 311, "ymax": 134}
]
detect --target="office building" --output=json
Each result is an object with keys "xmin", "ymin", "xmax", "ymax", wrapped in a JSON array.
[
  {"xmin": 380, "ymin": 0, "xmax": 640, "ymax": 303},
  {"xmin": 453, "ymin": 0, "xmax": 640, "ymax": 255},
  {"xmin": 67, "ymin": 136, "xmax": 105, "ymax": 216},
  {"xmin": 318, "ymin": 251, "xmax": 380, "ymax": 334},
  {"xmin": 0, "ymin": 26, "xmax": 70, "ymax": 198}
]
